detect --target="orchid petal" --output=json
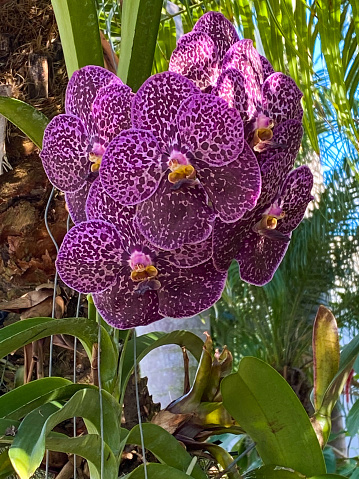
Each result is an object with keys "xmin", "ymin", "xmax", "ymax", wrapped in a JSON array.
[
  {"xmin": 65, "ymin": 181, "xmax": 92, "ymax": 224},
  {"xmin": 169, "ymin": 31, "xmax": 219, "ymax": 90},
  {"xmin": 222, "ymin": 42, "xmax": 262, "ymax": 106},
  {"xmin": 86, "ymin": 178, "xmax": 140, "ymax": 252},
  {"xmin": 136, "ymin": 177, "xmax": 215, "ymax": 250},
  {"xmin": 166, "ymin": 237, "xmax": 213, "ymax": 269},
  {"xmin": 256, "ymin": 119, "xmax": 303, "ymax": 167},
  {"xmin": 91, "ymin": 83, "xmax": 133, "ymax": 148},
  {"xmin": 65, "ymin": 65, "xmax": 121, "ymax": 131},
  {"xmin": 156, "ymin": 258, "xmax": 227, "ymax": 318},
  {"xmin": 132, "ymin": 71, "xmax": 200, "ymax": 150},
  {"xmin": 93, "ymin": 273, "xmax": 162, "ymax": 329},
  {"xmin": 56, "ymin": 220, "xmax": 123, "ymax": 294},
  {"xmin": 100, "ymin": 129, "xmax": 163, "ymax": 205},
  {"xmin": 262, "ymin": 72, "xmax": 303, "ymax": 124},
  {"xmin": 177, "ymin": 94, "xmax": 244, "ymax": 166},
  {"xmin": 40, "ymin": 114, "xmax": 89, "ymax": 192},
  {"xmin": 260, "ymin": 55, "xmax": 275, "ymax": 81},
  {"xmin": 212, "ymin": 216, "xmax": 251, "ymax": 272},
  {"xmin": 277, "ymin": 165, "xmax": 314, "ymax": 235},
  {"xmin": 213, "ymin": 68, "xmax": 256, "ymax": 123},
  {"xmin": 193, "ymin": 11, "xmax": 239, "ymax": 63},
  {"xmin": 196, "ymin": 142, "xmax": 261, "ymax": 222},
  {"xmin": 236, "ymin": 230, "xmax": 290, "ymax": 286}
]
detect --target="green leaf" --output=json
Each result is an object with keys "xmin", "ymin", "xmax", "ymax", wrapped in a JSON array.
[
  {"xmin": 0, "ymin": 377, "xmax": 94, "ymax": 420},
  {"xmin": 0, "ymin": 97, "xmax": 49, "ymax": 149},
  {"xmin": 118, "ymin": 0, "xmax": 162, "ymax": 91},
  {"xmin": 45, "ymin": 434, "xmax": 118, "ymax": 479},
  {"xmin": 125, "ymin": 463, "xmax": 194, "ymax": 479},
  {"xmin": 9, "ymin": 388, "xmax": 121, "ymax": 479},
  {"xmin": 244, "ymin": 465, "xmax": 304, "ymax": 478},
  {"xmin": 313, "ymin": 306, "xmax": 340, "ymax": 411},
  {"xmin": 0, "ymin": 449, "xmax": 15, "ymax": 479},
  {"xmin": 319, "ymin": 330, "xmax": 359, "ymax": 416},
  {"xmin": 51, "ymin": 0, "xmax": 104, "ymax": 79},
  {"xmin": 120, "ymin": 330, "xmax": 204, "ymax": 403},
  {"xmin": 221, "ymin": 357, "xmax": 325, "ymax": 477},
  {"xmin": 346, "ymin": 398, "xmax": 359, "ymax": 437},
  {"xmin": 0, "ymin": 317, "xmax": 117, "ymax": 391},
  {"xmin": 125, "ymin": 423, "xmax": 207, "ymax": 479}
]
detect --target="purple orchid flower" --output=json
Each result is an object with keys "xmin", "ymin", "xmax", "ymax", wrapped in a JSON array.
[
  {"xmin": 40, "ymin": 65, "xmax": 133, "ymax": 223},
  {"xmin": 169, "ymin": 13, "xmax": 303, "ymax": 161},
  {"xmin": 99, "ymin": 71, "xmax": 261, "ymax": 250},
  {"xmin": 212, "ymin": 164, "xmax": 314, "ymax": 285},
  {"xmin": 56, "ymin": 217, "xmax": 227, "ymax": 328}
]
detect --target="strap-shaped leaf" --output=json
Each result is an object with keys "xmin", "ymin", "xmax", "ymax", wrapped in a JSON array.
[
  {"xmin": 124, "ymin": 423, "xmax": 206, "ymax": 479},
  {"xmin": 0, "ymin": 317, "xmax": 117, "ymax": 390},
  {"xmin": 51, "ymin": 0, "xmax": 104, "ymax": 79},
  {"xmin": 319, "ymin": 330, "xmax": 359, "ymax": 416},
  {"xmin": 9, "ymin": 388, "xmax": 121, "ymax": 479},
  {"xmin": 0, "ymin": 97, "xmax": 48, "ymax": 149},
  {"xmin": 118, "ymin": 0, "xmax": 162, "ymax": 91},
  {"xmin": 125, "ymin": 463, "xmax": 194, "ymax": 478},
  {"xmin": 0, "ymin": 377, "xmax": 94, "ymax": 420},
  {"xmin": 245, "ymin": 466, "xmax": 347, "ymax": 478},
  {"xmin": 313, "ymin": 306, "xmax": 340, "ymax": 411},
  {"xmin": 221, "ymin": 357, "xmax": 325, "ymax": 477}
]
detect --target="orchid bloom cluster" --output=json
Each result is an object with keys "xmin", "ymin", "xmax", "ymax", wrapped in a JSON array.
[{"xmin": 40, "ymin": 12, "xmax": 313, "ymax": 329}]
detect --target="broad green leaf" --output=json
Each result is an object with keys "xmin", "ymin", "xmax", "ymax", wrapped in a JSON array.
[
  {"xmin": 244, "ymin": 465, "xmax": 303, "ymax": 478},
  {"xmin": 221, "ymin": 357, "xmax": 325, "ymax": 477},
  {"xmin": 245, "ymin": 467, "xmax": 347, "ymax": 479},
  {"xmin": 125, "ymin": 423, "xmax": 206, "ymax": 479},
  {"xmin": 125, "ymin": 463, "xmax": 194, "ymax": 478},
  {"xmin": 45, "ymin": 434, "xmax": 118, "ymax": 479},
  {"xmin": 51, "ymin": 0, "xmax": 104, "ymax": 78},
  {"xmin": 0, "ymin": 377, "xmax": 94, "ymax": 420},
  {"xmin": 120, "ymin": 330, "xmax": 204, "ymax": 403},
  {"xmin": 9, "ymin": 388, "xmax": 121, "ymax": 479},
  {"xmin": 202, "ymin": 443, "xmax": 241, "ymax": 479},
  {"xmin": 118, "ymin": 0, "xmax": 162, "ymax": 91},
  {"xmin": 346, "ymin": 398, "xmax": 359, "ymax": 437},
  {"xmin": 0, "ymin": 449, "xmax": 15, "ymax": 479},
  {"xmin": 0, "ymin": 97, "xmax": 48, "ymax": 149},
  {"xmin": 313, "ymin": 306, "xmax": 340, "ymax": 411},
  {"xmin": 0, "ymin": 317, "xmax": 117, "ymax": 390},
  {"xmin": 319, "ymin": 330, "xmax": 359, "ymax": 416}
]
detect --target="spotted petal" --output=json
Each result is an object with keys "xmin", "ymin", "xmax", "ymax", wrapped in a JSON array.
[
  {"xmin": 86, "ymin": 178, "xmax": 143, "ymax": 254},
  {"xmin": 195, "ymin": 142, "xmax": 261, "ymax": 222},
  {"xmin": 40, "ymin": 114, "xmax": 89, "ymax": 192},
  {"xmin": 193, "ymin": 11, "xmax": 239, "ymax": 63},
  {"xmin": 222, "ymin": 42, "xmax": 262, "ymax": 106},
  {"xmin": 56, "ymin": 220, "xmax": 123, "ymax": 294},
  {"xmin": 100, "ymin": 129, "xmax": 163, "ymax": 205},
  {"xmin": 177, "ymin": 94, "xmax": 244, "ymax": 166},
  {"xmin": 226, "ymin": 39, "xmax": 264, "ymax": 84},
  {"xmin": 277, "ymin": 165, "xmax": 314, "ymax": 235},
  {"xmin": 156, "ymin": 258, "xmax": 227, "ymax": 318},
  {"xmin": 91, "ymin": 83, "xmax": 133, "ymax": 148},
  {"xmin": 236, "ymin": 230, "xmax": 290, "ymax": 286},
  {"xmin": 169, "ymin": 31, "xmax": 219, "ymax": 90},
  {"xmin": 212, "ymin": 216, "xmax": 251, "ymax": 272},
  {"xmin": 166, "ymin": 237, "xmax": 213, "ymax": 269},
  {"xmin": 260, "ymin": 55, "xmax": 275, "ymax": 81},
  {"xmin": 256, "ymin": 119, "xmax": 303, "ymax": 167},
  {"xmin": 93, "ymin": 273, "xmax": 162, "ymax": 329},
  {"xmin": 257, "ymin": 152, "xmax": 293, "ymax": 208},
  {"xmin": 65, "ymin": 65, "xmax": 121, "ymax": 131},
  {"xmin": 65, "ymin": 181, "xmax": 92, "ymax": 224},
  {"xmin": 136, "ymin": 177, "xmax": 215, "ymax": 250},
  {"xmin": 213, "ymin": 68, "xmax": 256, "ymax": 123},
  {"xmin": 132, "ymin": 71, "xmax": 200, "ymax": 150},
  {"xmin": 262, "ymin": 72, "xmax": 303, "ymax": 124}
]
